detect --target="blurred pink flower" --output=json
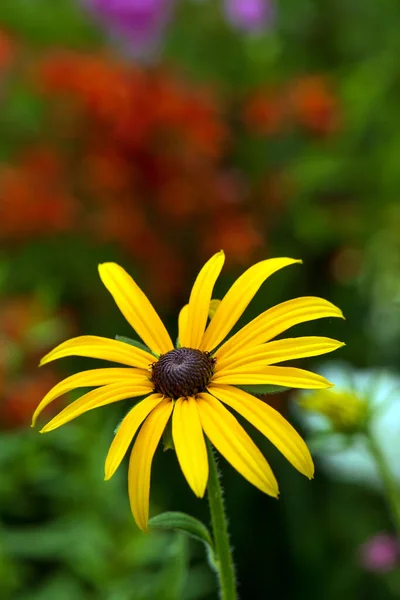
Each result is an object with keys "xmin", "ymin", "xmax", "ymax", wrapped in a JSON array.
[
  {"xmin": 359, "ymin": 534, "xmax": 399, "ymax": 573},
  {"xmin": 223, "ymin": 0, "xmax": 275, "ymax": 33},
  {"xmin": 84, "ymin": 0, "xmax": 176, "ymax": 59}
]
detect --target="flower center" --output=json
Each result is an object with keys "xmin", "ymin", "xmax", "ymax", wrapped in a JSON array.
[{"xmin": 151, "ymin": 347, "xmax": 215, "ymax": 399}]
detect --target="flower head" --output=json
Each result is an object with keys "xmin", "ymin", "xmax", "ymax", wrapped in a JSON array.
[
  {"xmin": 223, "ymin": 0, "xmax": 275, "ymax": 34},
  {"xmin": 294, "ymin": 363, "xmax": 400, "ymax": 489},
  {"xmin": 84, "ymin": 0, "xmax": 175, "ymax": 60},
  {"xmin": 33, "ymin": 252, "xmax": 344, "ymax": 530},
  {"xmin": 299, "ymin": 388, "xmax": 368, "ymax": 434},
  {"xmin": 359, "ymin": 534, "xmax": 400, "ymax": 573}
]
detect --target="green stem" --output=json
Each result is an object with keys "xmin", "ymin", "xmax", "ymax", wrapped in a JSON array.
[
  {"xmin": 206, "ymin": 441, "xmax": 238, "ymax": 600},
  {"xmin": 366, "ymin": 429, "xmax": 400, "ymax": 538}
]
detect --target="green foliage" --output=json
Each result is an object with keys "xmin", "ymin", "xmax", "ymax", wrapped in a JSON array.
[
  {"xmin": 236, "ymin": 384, "xmax": 289, "ymax": 395},
  {"xmin": 1, "ymin": 0, "xmax": 400, "ymax": 598},
  {"xmin": 115, "ymin": 336, "xmax": 158, "ymax": 357},
  {"xmin": 0, "ymin": 0, "xmax": 99, "ymax": 46},
  {"xmin": 149, "ymin": 512, "xmax": 214, "ymax": 552},
  {"xmin": 0, "ymin": 422, "xmax": 214, "ymax": 600}
]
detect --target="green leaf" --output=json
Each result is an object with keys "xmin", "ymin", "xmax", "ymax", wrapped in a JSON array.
[
  {"xmin": 236, "ymin": 384, "xmax": 290, "ymax": 395},
  {"xmin": 149, "ymin": 512, "xmax": 214, "ymax": 550},
  {"xmin": 115, "ymin": 336, "xmax": 159, "ymax": 357}
]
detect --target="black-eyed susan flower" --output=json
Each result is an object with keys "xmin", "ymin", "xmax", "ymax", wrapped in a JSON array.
[{"xmin": 33, "ymin": 251, "xmax": 344, "ymax": 531}]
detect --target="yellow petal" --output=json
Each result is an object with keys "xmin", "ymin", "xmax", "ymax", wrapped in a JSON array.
[
  {"xmin": 172, "ymin": 397, "xmax": 208, "ymax": 497},
  {"xmin": 98, "ymin": 262, "xmax": 173, "ymax": 355},
  {"xmin": 40, "ymin": 335, "xmax": 155, "ymax": 369},
  {"xmin": 179, "ymin": 251, "xmax": 225, "ymax": 349},
  {"xmin": 217, "ymin": 296, "xmax": 344, "ymax": 361},
  {"xmin": 40, "ymin": 381, "xmax": 153, "ymax": 432},
  {"xmin": 200, "ymin": 258, "xmax": 301, "ymax": 352},
  {"xmin": 209, "ymin": 384, "xmax": 314, "ymax": 478},
  {"xmin": 105, "ymin": 394, "xmax": 164, "ymax": 480},
  {"xmin": 216, "ymin": 337, "xmax": 345, "ymax": 372},
  {"xmin": 32, "ymin": 367, "xmax": 149, "ymax": 427},
  {"xmin": 178, "ymin": 304, "xmax": 188, "ymax": 346},
  {"xmin": 212, "ymin": 366, "xmax": 333, "ymax": 389},
  {"xmin": 197, "ymin": 393, "xmax": 278, "ymax": 496},
  {"xmin": 209, "ymin": 299, "xmax": 221, "ymax": 320},
  {"xmin": 128, "ymin": 398, "xmax": 173, "ymax": 531}
]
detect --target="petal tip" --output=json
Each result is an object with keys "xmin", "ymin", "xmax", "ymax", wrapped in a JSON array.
[
  {"xmin": 284, "ymin": 257, "xmax": 303, "ymax": 266},
  {"xmin": 304, "ymin": 461, "xmax": 315, "ymax": 480},
  {"xmin": 98, "ymin": 262, "xmax": 117, "ymax": 278},
  {"xmin": 284, "ymin": 258, "xmax": 302, "ymax": 266},
  {"xmin": 264, "ymin": 481, "xmax": 279, "ymax": 498},
  {"xmin": 104, "ymin": 464, "xmax": 115, "ymax": 481},
  {"xmin": 193, "ymin": 485, "xmax": 207, "ymax": 499},
  {"xmin": 40, "ymin": 421, "xmax": 56, "ymax": 433},
  {"xmin": 333, "ymin": 306, "xmax": 345, "ymax": 319}
]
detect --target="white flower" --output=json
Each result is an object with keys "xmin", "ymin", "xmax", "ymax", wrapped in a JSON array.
[{"xmin": 293, "ymin": 362, "xmax": 400, "ymax": 489}]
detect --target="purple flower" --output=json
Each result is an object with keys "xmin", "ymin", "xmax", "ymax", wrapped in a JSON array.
[
  {"xmin": 359, "ymin": 534, "xmax": 400, "ymax": 573},
  {"xmin": 223, "ymin": 0, "xmax": 275, "ymax": 33},
  {"xmin": 84, "ymin": 0, "xmax": 176, "ymax": 60}
]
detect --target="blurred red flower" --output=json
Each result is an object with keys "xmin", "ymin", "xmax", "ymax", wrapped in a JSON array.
[
  {"xmin": 0, "ymin": 150, "xmax": 77, "ymax": 240},
  {"xmin": 0, "ymin": 30, "xmax": 15, "ymax": 73},
  {"xmin": 288, "ymin": 75, "xmax": 340, "ymax": 136},
  {"xmin": 0, "ymin": 294, "xmax": 76, "ymax": 429},
  {"xmin": 1, "ymin": 48, "xmax": 287, "ymax": 303},
  {"xmin": 243, "ymin": 87, "xmax": 285, "ymax": 135}
]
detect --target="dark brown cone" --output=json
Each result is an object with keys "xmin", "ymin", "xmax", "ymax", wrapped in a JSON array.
[{"xmin": 151, "ymin": 348, "xmax": 215, "ymax": 399}]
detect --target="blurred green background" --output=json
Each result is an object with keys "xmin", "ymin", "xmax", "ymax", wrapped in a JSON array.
[{"xmin": 1, "ymin": 0, "xmax": 400, "ymax": 598}]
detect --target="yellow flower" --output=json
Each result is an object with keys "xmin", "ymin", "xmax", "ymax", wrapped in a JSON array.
[
  {"xmin": 299, "ymin": 389, "xmax": 368, "ymax": 433},
  {"xmin": 32, "ymin": 251, "xmax": 344, "ymax": 531}
]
